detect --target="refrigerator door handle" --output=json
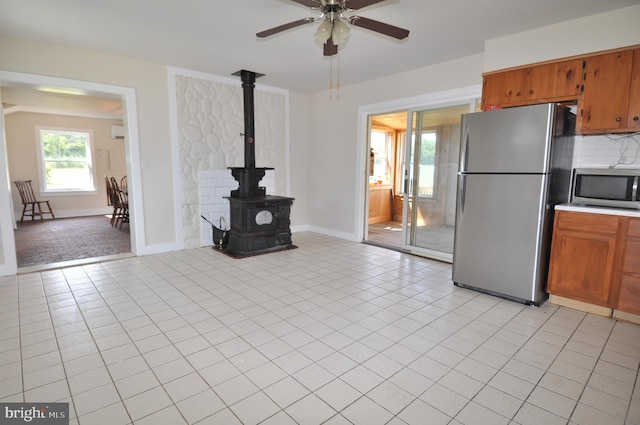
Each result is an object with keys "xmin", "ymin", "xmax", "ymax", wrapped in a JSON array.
[
  {"xmin": 459, "ymin": 174, "xmax": 466, "ymax": 217},
  {"xmin": 460, "ymin": 128, "xmax": 470, "ymax": 173}
]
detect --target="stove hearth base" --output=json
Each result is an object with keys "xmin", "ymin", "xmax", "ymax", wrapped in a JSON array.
[{"xmin": 213, "ymin": 243, "xmax": 297, "ymax": 259}]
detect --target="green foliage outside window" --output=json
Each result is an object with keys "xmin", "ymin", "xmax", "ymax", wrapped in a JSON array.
[{"xmin": 420, "ymin": 133, "xmax": 436, "ymax": 166}]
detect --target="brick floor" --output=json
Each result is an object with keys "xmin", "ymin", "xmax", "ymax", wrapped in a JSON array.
[{"xmin": 14, "ymin": 215, "xmax": 131, "ymax": 267}]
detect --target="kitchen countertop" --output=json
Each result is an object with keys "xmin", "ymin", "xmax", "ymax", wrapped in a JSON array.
[{"xmin": 556, "ymin": 203, "xmax": 640, "ymax": 218}]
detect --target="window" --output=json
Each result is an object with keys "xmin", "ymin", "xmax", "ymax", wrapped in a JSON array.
[
  {"xmin": 370, "ymin": 129, "xmax": 393, "ymax": 184},
  {"xmin": 38, "ymin": 128, "xmax": 95, "ymax": 192},
  {"xmin": 419, "ymin": 131, "xmax": 437, "ymax": 197}
]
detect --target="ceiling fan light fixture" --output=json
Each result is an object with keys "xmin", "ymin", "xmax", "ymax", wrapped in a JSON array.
[
  {"xmin": 332, "ymin": 19, "xmax": 350, "ymax": 45},
  {"xmin": 314, "ymin": 19, "xmax": 332, "ymax": 43}
]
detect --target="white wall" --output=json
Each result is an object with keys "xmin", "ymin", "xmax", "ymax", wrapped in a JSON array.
[
  {"xmin": 288, "ymin": 91, "xmax": 311, "ymax": 231},
  {"xmin": 484, "ymin": 5, "xmax": 640, "ymax": 72}
]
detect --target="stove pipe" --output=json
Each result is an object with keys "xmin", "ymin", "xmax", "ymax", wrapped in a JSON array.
[
  {"xmin": 229, "ymin": 70, "xmax": 270, "ymax": 199},
  {"xmin": 233, "ymin": 69, "xmax": 264, "ymax": 169}
]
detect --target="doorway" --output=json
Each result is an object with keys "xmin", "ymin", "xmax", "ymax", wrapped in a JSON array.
[
  {"xmin": 365, "ymin": 111, "xmax": 406, "ymax": 249},
  {"xmin": 363, "ymin": 97, "xmax": 480, "ymax": 262},
  {"xmin": 0, "ymin": 71, "xmax": 143, "ymax": 275}
]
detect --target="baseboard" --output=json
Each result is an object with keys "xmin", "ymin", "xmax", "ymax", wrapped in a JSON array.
[
  {"xmin": 139, "ymin": 241, "xmax": 184, "ymax": 256},
  {"xmin": 548, "ymin": 294, "xmax": 613, "ymax": 317},
  {"xmin": 0, "ymin": 262, "xmax": 17, "ymax": 277},
  {"xmin": 612, "ymin": 309, "xmax": 640, "ymax": 325},
  {"xmin": 293, "ymin": 225, "xmax": 358, "ymax": 242}
]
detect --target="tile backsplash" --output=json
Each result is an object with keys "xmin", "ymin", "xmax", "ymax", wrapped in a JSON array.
[{"xmin": 573, "ymin": 133, "xmax": 640, "ymax": 169}]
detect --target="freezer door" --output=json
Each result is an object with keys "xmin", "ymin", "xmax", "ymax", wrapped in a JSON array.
[
  {"xmin": 460, "ymin": 103, "xmax": 555, "ymax": 174},
  {"xmin": 453, "ymin": 173, "xmax": 550, "ymax": 303}
]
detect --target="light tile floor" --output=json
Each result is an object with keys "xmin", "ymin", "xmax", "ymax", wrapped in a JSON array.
[{"xmin": 1, "ymin": 232, "xmax": 639, "ymax": 425}]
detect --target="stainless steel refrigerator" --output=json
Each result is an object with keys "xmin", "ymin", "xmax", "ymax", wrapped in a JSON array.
[{"xmin": 452, "ymin": 103, "xmax": 575, "ymax": 305}]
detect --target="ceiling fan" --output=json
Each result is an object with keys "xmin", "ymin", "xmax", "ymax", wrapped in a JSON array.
[{"xmin": 256, "ymin": 0, "xmax": 410, "ymax": 56}]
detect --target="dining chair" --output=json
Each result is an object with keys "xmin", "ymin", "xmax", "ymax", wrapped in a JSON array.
[
  {"xmin": 14, "ymin": 180, "xmax": 55, "ymax": 222},
  {"xmin": 110, "ymin": 177, "xmax": 129, "ymax": 229},
  {"xmin": 116, "ymin": 188, "xmax": 129, "ymax": 230},
  {"xmin": 106, "ymin": 176, "xmax": 119, "ymax": 226}
]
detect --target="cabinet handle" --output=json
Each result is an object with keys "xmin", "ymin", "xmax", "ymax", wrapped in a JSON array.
[
  {"xmin": 634, "ymin": 116, "xmax": 639, "ymax": 121},
  {"xmin": 616, "ymin": 117, "xmax": 622, "ymax": 122},
  {"xmin": 529, "ymin": 90, "xmax": 534, "ymax": 95},
  {"xmin": 516, "ymin": 92, "xmax": 521, "ymax": 96}
]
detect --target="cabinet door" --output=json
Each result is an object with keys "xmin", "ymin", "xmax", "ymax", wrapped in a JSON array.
[
  {"xmin": 482, "ymin": 70, "xmax": 526, "ymax": 108},
  {"xmin": 521, "ymin": 64, "xmax": 555, "ymax": 101},
  {"xmin": 482, "ymin": 59, "xmax": 583, "ymax": 108},
  {"xmin": 547, "ymin": 230, "xmax": 618, "ymax": 306},
  {"xmin": 618, "ymin": 275, "xmax": 640, "ymax": 314},
  {"xmin": 623, "ymin": 239, "xmax": 640, "ymax": 274},
  {"xmin": 627, "ymin": 49, "xmax": 640, "ymax": 131},
  {"xmin": 551, "ymin": 59, "xmax": 584, "ymax": 98},
  {"xmin": 577, "ymin": 50, "xmax": 634, "ymax": 133},
  {"xmin": 523, "ymin": 60, "xmax": 583, "ymax": 101}
]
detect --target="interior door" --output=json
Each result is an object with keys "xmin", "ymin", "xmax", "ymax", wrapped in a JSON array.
[{"xmin": 402, "ymin": 103, "xmax": 477, "ymax": 261}]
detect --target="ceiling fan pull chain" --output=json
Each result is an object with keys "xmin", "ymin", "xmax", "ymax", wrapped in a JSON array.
[
  {"xmin": 336, "ymin": 51, "xmax": 341, "ymax": 101},
  {"xmin": 329, "ymin": 54, "xmax": 334, "ymax": 100}
]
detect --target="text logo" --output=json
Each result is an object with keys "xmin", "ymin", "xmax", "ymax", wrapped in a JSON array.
[{"xmin": 0, "ymin": 404, "xmax": 68, "ymax": 425}]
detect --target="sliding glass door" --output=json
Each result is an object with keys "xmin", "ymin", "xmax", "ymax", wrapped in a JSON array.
[{"xmin": 402, "ymin": 103, "xmax": 477, "ymax": 261}]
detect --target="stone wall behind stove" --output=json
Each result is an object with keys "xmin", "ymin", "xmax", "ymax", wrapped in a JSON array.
[{"xmin": 176, "ymin": 74, "xmax": 287, "ymax": 249}]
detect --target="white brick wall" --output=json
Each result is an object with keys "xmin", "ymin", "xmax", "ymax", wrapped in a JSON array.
[
  {"xmin": 573, "ymin": 134, "xmax": 640, "ymax": 169},
  {"xmin": 198, "ymin": 169, "xmax": 275, "ymax": 246}
]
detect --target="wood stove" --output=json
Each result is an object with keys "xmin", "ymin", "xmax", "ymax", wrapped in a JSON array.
[{"xmin": 221, "ymin": 70, "xmax": 296, "ymax": 258}]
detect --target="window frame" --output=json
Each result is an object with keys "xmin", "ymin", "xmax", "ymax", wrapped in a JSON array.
[{"xmin": 35, "ymin": 126, "xmax": 97, "ymax": 195}]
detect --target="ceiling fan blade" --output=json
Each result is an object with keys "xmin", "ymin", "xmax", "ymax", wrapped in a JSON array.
[
  {"xmin": 324, "ymin": 38, "xmax": 338, "ymax": 56},
  {"xmin": 290, "ymin": 0, "xmax": 320, "ymax": 7},
  {"xmin": 345, "ymin": 0, "xmax": 387, "ymax": 10},
  {"xmin": 256, "ymin": 18, "xmax": 316, "ymax": 38},
  {"xmin": 348, "ymin": 16, "xmax": 409, "ymax": 39}
]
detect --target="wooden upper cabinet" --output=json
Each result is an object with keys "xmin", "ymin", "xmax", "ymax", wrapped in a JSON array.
[
  {"xmin": 481, "ymin": 45, "xmax": 640, "ymax": 134},
  {"xmin": 577, "ymin": 50, "xmax": 634, "ymax": 134},
  {"xmin": 482, "ymin": 59, "xmax": 583, "ymax": 109},
  {"xmin": 627, "ymin": 49, "xmax": 640, "ymax": 131},
  {"xmin": 482, "ymin": 70, "xmax": 524, "ymax": 107}
]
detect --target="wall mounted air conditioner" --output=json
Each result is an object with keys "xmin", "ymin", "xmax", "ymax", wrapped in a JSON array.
[{"xmin": 110, "ymin": 125, "xmax": 125, "ymax": 139}]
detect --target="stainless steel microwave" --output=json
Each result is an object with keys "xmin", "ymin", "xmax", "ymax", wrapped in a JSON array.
[{"xmin": 572, "ymin": 168, "xmax": 640, "ymax": 209}]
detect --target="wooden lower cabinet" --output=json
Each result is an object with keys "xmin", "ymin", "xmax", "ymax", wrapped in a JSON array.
[
  {"xmin": 368, "ymin": 185, "xmax": 393, "ymax": 224},
  {"xmin": 547, "ymin": 211, "xmax": 621, "ymax": 306},
  {"xmin": 620, "ymin": 220, "xmax": 640, "ymax": 314},
  {"xmin": 618, "ymin": 275, "xmax": 640, "ymax": 314},
  {"xmin": 548, "ymin": 211, "xmax": 640, "ymax": 316}
]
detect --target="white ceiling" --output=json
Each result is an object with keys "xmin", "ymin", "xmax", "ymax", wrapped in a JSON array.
[
  {"xmin": 0, "ymin": 0, "xmax": 638, "ymax": 94},
  {"xmin": 2, "ymin": 86, "xmax": 124, "ymax": 119}
]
